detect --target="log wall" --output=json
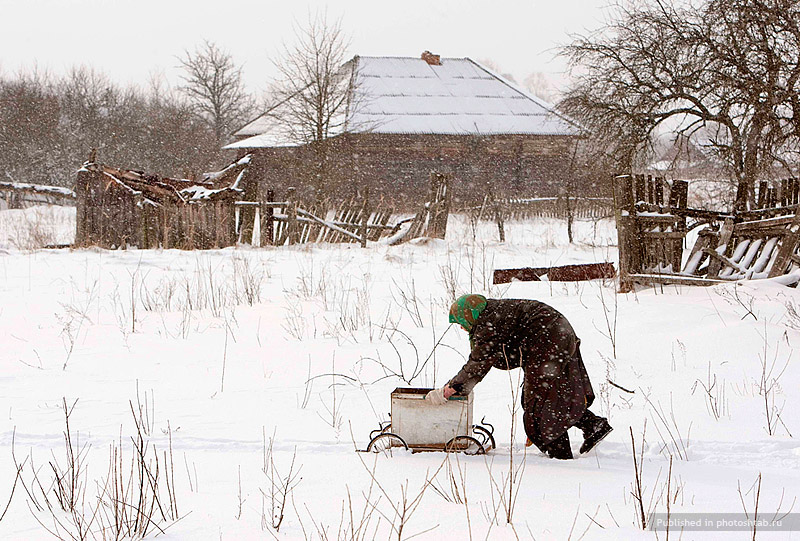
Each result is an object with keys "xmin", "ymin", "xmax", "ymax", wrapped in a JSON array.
[{"xmin": 239, "ymin": 133, "xmax": 589, "ymax": 210}]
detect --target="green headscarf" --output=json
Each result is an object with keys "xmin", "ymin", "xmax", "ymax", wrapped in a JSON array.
[{"xmin": 448, "ymin": 294, "xmax": 488, "ymax": 332}]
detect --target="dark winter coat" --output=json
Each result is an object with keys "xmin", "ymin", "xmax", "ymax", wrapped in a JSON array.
[{"xmin": 447, "ymin": 299, "xmax": 595, "ymax": 447}]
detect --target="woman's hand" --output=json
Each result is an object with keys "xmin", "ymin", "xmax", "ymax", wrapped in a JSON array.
[{"xmin": 425, "ymin": 385, "xmax": 457, "ymax": 405}]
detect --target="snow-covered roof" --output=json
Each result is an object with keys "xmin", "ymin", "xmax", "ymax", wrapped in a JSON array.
[{"xmin": 226, "ymin": 55, "xmax": 580, "ymax": 149}]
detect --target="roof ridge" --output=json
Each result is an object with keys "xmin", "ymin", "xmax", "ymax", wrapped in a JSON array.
[{"xmin": 357, "ymin": 55, "xmax": 470, "ymax": 61}]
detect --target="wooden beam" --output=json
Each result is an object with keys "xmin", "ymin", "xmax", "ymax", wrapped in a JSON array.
[
  {"xmin": 629, "ymin": 273, "xmax": 725, "ymax": 287},
  {"xmin": 296, "ymin": 208, "xmax": 363, "ymax": 243},
  {"xmin": 493, "ymin": 262, "xmax": 616, "ymax": 284},
  {"xmin": 701, "ymin": 247, "xmax": 748, "ymax": 274}
]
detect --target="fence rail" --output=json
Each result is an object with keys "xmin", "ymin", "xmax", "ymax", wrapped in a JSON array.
[{"xmin": 457, "ymin": 196, "xmax": 613, "ymax": 221}]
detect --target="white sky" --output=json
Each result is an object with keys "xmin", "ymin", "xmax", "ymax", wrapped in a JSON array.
[{"xmin": 0, "ymin": 0, "xmax": 611, "ymax": 93}]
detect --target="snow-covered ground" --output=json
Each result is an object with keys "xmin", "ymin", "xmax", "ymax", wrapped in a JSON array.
[{"xmin": 1, "ymin": 206, "xmax": 799, "ymax": 540}]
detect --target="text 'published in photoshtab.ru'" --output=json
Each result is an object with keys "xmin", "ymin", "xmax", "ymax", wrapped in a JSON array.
[{"xmin": 650, "ymin": 513, "xmax": 800, "ymax": 531}]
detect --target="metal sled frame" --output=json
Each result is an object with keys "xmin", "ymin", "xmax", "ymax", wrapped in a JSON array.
[{"xmin": 360, "ymin": 417, "xmax": 496, "ymax": 455}]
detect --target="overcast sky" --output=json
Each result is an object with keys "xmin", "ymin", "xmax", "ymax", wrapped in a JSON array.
[{"xmin": 0, "ymin": 0, "xmax": 612, "ymax": 93}]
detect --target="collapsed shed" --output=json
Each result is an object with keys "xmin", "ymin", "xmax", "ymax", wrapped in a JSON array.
[{"xmin": 74, "ymin": 155, "xmax": 251, "ymax": 249}]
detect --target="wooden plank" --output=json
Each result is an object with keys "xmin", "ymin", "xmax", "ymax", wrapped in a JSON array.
[
  {"xmin": 759, "ymin": 237, "xmax": 782, "ymax": 274},
  {"xmin": 767, "ymin": 211, "xmax": 800, "ymax": 277},
  {"xmin": 630, "ymin": 273, "xmax": 725, "ymax": 287},
  {"xmin": 635, "ymin": 174, "xmax": 646, "ymax": 203},
  {"xmin": 493, "ymin": 263, "xmax": 616, "ymax": 284},
  {"xmin": 702, "ymin": 247, "xmax": 748, "ymax": 275},
  {"xmin": 735, "ymin": 214, "xmax": 797, "ymax": 232},
  {"xmin": 641, "ymin": 231, "xmax": 687, "ymax": 239},
  {"xmin": 655, "ymin": 177, "xmax": 664, "ymax": 205},
  {"xmin": 681, "ymin": 233, "xmax": 712, "ymax": 275},
  {"xmin": 757, "ymin": 181, "xmax": 768, "ymax": 208},
  {"xmin": 793, "ymin": 178, "xmax": 800, "ymax": 205},
  {"xmin": 260, "ymin": 189, "xmax": 275, "ymax": 246},
  {"xmin": 296, "ymin": 208, "xmax": 363, "ymax": 243},
  {"xmin": 707, "ymin": 218, "xmax": 734, "ymax": 278}
]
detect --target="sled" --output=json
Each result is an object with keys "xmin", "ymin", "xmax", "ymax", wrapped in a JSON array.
[{"xmin": 359, "ymin": 387, "xmax": 495, "ymax": 454}]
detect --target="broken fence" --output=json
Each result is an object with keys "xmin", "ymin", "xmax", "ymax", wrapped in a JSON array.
[{"xmin": 614, "ymin": 174, "xmax": 800, "ymax": 290}]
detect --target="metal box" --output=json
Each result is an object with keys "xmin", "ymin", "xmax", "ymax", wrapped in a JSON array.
[{"xmin": 390, "ymin": 387, "xmax": 473, "ymax": 449}]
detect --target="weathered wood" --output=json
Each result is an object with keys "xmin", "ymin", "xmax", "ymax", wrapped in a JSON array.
[
  {"xmin": 640, "ymin": 231, "xmax": 687, "ymax": 239},
  {"xmin": 297, "ymin": 208, "xmax": 363, "ymax": 243},
  {"xmin": 286, "ymin": 187, "xmax": 298, "ymax": 245},
  {"xmin": 757, "ymin": 181, "xmax": 768, "ymax": 208},
  {"xmin": 493, "ymin": 263, "xmax": 615, "ymax": 284},
  {"xmin": 701, "ymin": 247, "xmax": 748, "ymax": 275},
  {"xmin": 767, "ymin": 211, "xmax": 800, "ymax": 278},
  {"xmin": 613, "ymin": 175, "xmax": 637, "ymax": 291},
  {"xmin": 655, "ymin": 177, "xmax": 664, "ymax": 205},
  {"xmin": 360, "ymin": 187, "xmax": 369, "ymax": 248},
  {"xmin": 706, "ymin": 218, "xmax": 734, "ymax": 279},
  {"xmin": 635, "ymin": 174, "xmax": 646, "ymax": 203},
  {"xmin": 260, "ymin": 189, "xmax": 275, "ymax": 246},
  {"xmin": 427, "ymin": 172, "xmax": 452, "ymax": 239},
  {"xmin": 629, "ymin": 273, "xmax": 725, "ymax": 287},
  {"xmin": 681, "ymin": 232, "xmax": 713, "ymax": 276}
]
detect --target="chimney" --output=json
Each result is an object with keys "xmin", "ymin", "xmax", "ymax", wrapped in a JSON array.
[{"xmin": 421, "ymin": 50, "xmax": 441, "ymax": 66}]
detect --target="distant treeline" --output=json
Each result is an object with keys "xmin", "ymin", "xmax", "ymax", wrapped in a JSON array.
[{"xmin": 0, "ymin": 67, "xmax": 245, "ymax": 187}]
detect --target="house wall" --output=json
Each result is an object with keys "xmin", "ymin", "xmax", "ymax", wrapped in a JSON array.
[{"xmin": 240, "ymin": 133, "xmax": 590, "ymax": 208}]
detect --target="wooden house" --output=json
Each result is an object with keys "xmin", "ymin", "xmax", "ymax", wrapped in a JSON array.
[{"xmin": 225, "ymin": 52, "xmax": 584, "ymax": 207}]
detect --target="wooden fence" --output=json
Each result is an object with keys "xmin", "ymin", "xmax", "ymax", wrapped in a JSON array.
[
  {"xmin": 240, "ymin": 172, "xmax": 452, "ymax": 247},
  {"xmin": 614, "ymin": 174, "xmax": 800, "ymax": 290},
  {"xmin": 0, "ymin": 181, "xmax": 76, "ymax": 209},
  {"xmin": 458, "ymin": 195, "xmax": 613, "ymax": 220},
  {"xmin": 237, "ymin": 188, "xmax": 397, "ymax": 247},
  {"xmin": 74, "ymin": 156, "xmax": 453, "ymax": 250}
]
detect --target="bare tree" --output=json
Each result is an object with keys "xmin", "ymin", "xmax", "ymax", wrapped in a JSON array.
[
  {"xmin": 560, "ymin": 0, "xmax": 800, "ymax": 210},
  {"xmin": 269, "ymin": 12, "xmax": 353, "ymax": 197},
  {"xmin": 178, "ymin": 40, "xmax": 253, "ymax": 148}
]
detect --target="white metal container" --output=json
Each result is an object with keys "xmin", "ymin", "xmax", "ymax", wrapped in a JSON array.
[{"xmin": 390, "ymin": 387, "xmax": 473, "ymax": 449}]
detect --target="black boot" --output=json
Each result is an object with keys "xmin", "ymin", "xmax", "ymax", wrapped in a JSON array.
[
  {"xmin": 543, "ymin": 432, "xmax": 573, "ymax": 460},
  {"xmin": 576, "ymin": 410, "xmax": 612, "ymax": 454}
]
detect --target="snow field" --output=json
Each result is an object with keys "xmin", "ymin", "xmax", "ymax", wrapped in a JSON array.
[{"xmin": 0, "ymin": 208, "xmax": 798, "ymax": 539}]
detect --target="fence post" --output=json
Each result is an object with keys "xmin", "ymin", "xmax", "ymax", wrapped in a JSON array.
[
  {"xmin": 286, "ymin": 187, "xmax": 298, "ymax": 245},
  {"xmin": 488, "ymin": 191, "xmax": 505, "ymax": 242},
  {"xmin": 613, "ymin": 174, "xmax": 638, "ymax": 292},
  {"xmin": 655, "ymin": 177, "xmax": 665, "ymax": 206},
  {"xmin": 635, "ymin": 174, "xmax": 646, "ymax": 203},
  {"xmin": 668, "ymin": 180, "xmax": 688, "ymax": 271},
  {"xmin": 359, "ymin": 186, "xmax": 369, "ymax": 248},
  {"xmin": 564, "ymin": 191, "xmax": 574, "ymax": 244},
  {"xmin": 260, "ymin": 189, "xmax": 274, "ymax": 247},
  {"xmin": 74, "ymin": 167, "xmax": 92, "ymax": 247}
]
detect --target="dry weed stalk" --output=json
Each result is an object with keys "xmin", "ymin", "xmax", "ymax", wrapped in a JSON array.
[
  {"xmin": 642, "ymin": 391, "xmax": 691, "ymax": 460},
  {"xmin": 757, "ymin": 324, "xmax": 791, "ymax": 436},
  {"xmin": 261, "ymin": 429, "xmax": 302, "ymax": 533},
  {"xmin": 629, "ymin": 425, "xmax": 648, "ymax": 530},
  {"xmin": 361, "ymin": 324, "xmax": 452, "ymax": 385},
  {"xmin": 13, "ymin": 397, "xmax": 183, "ymax": 539},
  {"xmin": 691, "ymin": 361, "xmax": 729, "ymax": 421},
  {"xmin": 57, "ymin": 282, "xmax": 98, "ymax": 370},
  {"xmin": 483, "ymin": 349, "xmax": 526, "ymax": 536},
  {"xmin": 353, "ymin": 452, "xmax": 443, "ymax": 540}
]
